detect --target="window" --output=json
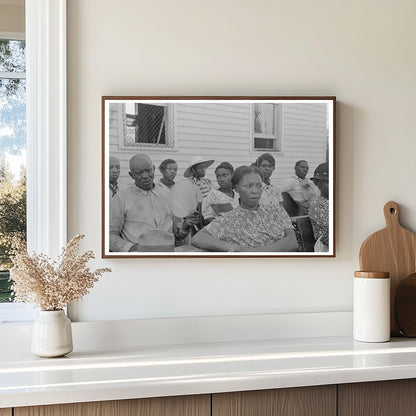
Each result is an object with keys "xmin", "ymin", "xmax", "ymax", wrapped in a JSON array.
[
  {"xmin": 252, "ymin": 103, "xmax": 282, "ymax": 151},
  {"xmin": 0, "ymin": 36, "xmax": 27, "ymax": 305},
  {"xmin": 0, "ymin": 0, "xmax": 67, "ymax": 323},
  {"xmin": 124, "ymin": 103, "xmax": 174, "ymax": 148}
]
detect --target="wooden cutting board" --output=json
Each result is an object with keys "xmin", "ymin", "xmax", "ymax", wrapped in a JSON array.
[
  {"xmin": 359, "ymin": 201, "xmax": 416, "ymax": 335},
  {"xmin": 395, "ymin": 272, "xmax": 416, "ymax": 337}
]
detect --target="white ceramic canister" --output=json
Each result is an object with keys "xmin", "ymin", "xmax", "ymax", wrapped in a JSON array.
[{"xmin": 353, "ymin": 271, "xmax": 390, "ymax": 342}]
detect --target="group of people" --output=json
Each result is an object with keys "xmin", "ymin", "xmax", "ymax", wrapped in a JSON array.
[{"xmin": 108, "ymin": 152, "xmax": 329, "ymax": 253}]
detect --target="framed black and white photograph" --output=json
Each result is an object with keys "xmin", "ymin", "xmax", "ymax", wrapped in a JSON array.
[{"xmin": 102, "ymin": 96, "xmax": 336, "ymax": 258}]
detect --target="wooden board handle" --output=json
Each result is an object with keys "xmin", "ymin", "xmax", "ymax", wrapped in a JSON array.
[{"xmin": 384, "ymin": 201, "xmax": 400, "ymax": 228}]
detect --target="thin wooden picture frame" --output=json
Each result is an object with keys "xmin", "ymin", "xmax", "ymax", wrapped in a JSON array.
[{"xmin": 102, "ymin": 96, "xmax": 336, "ymax": 258}]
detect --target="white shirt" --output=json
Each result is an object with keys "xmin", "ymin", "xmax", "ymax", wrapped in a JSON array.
[
  {"xmin": 281, "ymin": 175, "xmax": 320, "ymax": 211},
  {"xmin": 202, "ymin": 189, "xmax": 240, "ymax": 220},
  {"xmin": 110, "ymin": 184, "xmax": 173, "ymax": 252}
]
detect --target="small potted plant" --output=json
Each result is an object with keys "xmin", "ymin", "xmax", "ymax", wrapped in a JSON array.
[{"xmin": 10, "ymin": 234, "xmax": 111, "ymax": 357}]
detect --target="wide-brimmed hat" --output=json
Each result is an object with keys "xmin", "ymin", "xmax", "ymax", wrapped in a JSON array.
[
  {"xmin": 136, "ymin": 230, "xmax": 175, "ymax": 252},
  {"xmin": 312, "ymin": 163, "xmax": 329, "ymax": 180},
  {"xmin": 183, "ymin": 156, "xmax": 214, "ymax": 177}
]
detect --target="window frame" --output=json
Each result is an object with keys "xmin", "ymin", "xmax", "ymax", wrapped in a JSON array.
[
  {"xmin": 0, "ymin": 32, "xmax": 26, "ymax": 312},
  {"xmin": 26, "ymin": 0, "xmax": 67, "ymax": 257},
  {"xmin": 0, "ymin": 31, "xmax": 26, "ymax": 79},
  {"xmin": 119, "ymin": 102, "xmax": 176, "ymax": 151},
  {"xmin": 252, "ymin": 103, "xmax": 283, "ymax": 153},
  {"xmin": 0, "ymin": 0, "xmax": 67, "ymax": 323}
]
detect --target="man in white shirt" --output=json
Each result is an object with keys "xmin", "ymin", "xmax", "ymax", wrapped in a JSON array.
[
  {"xmin": 110, "ymin": 154, "xmax": 197, "ymax": 252},
  {"xmin": 281, "ymin": 160, "xmax": 320, "ymax": 215}
]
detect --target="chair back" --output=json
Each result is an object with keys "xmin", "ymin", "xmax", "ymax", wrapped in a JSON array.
[
  {"xmin": 292, "ymin": 216, "xmax": 316, "ymax": 252},
  {"xmin": 281, "ymin": 192, "xmax": 302, "ymax": 217}
]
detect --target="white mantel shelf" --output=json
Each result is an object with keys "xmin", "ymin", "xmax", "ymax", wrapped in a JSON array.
[{"xmin": 2, "ymin": 336, "xmax": 416, "ymax": 408}]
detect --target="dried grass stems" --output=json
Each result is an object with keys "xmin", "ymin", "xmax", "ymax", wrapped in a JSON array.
[{"xmin": 10, "ymin": 234, "xmax": 111, "ymax": 311}]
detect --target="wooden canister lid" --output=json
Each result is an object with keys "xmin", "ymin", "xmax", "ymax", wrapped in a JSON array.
[{"xmin": 354, "ymin": 271, "xmax": 389, "ymax": 279}]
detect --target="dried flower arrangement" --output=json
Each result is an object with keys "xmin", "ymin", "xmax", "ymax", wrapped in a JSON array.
[{"xmin": 10, "ymin": 234, "xmax": 111, "ymax": 311}]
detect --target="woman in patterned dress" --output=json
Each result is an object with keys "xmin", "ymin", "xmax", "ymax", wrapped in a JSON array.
[
  {"xmin": 192, "ymin": 166, "xmax": 298, "ymax": 252},
  {"xmin": 253, "ymin": 153, "xmax": 284, "ymax": 208}
]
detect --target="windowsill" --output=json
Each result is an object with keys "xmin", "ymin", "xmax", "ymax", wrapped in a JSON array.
[
  {"xmin": 0, "ymin": 303, "xmax": 36, "ymax": 325},
  {"xmin": 2, "ymin": 334, "xmax": 416, "ymax": 408}
]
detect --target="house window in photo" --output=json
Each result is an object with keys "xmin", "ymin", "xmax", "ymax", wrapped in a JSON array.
[
  {"xmin": 125, "ymin": 103, "xmax": 174, "ymax": 148},
  {"xmin": 253, "ymin": 103, "xmax": 282, "ymax": 152}
]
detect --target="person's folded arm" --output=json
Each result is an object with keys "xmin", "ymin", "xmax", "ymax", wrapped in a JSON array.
[
  {"xmin": 192, "ymin": 229, "xmax": 240, "ymax": 252},
  {"xmin": 242, "ymin": 228, "xmax": 298, "ymax": 252}
]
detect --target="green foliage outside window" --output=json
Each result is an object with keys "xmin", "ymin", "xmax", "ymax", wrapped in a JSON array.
[
  {"xmin": 0, "ymin": 38, "xmax": 27, "ymax": 302},
  {"xmin": 0, "ymin": 162, "xmax": 26, "ymax": 302}
]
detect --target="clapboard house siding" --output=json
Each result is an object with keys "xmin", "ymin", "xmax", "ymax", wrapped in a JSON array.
[
  {"xmin": 173, "ymin": 103, "xmax": 252, "ymax": 178},
  {"xmin": 108, "ymin": 104, "xmax": 131, "ymax": 187},
  {"xmin": 275, "ymin": 103, "xmax": 328, "ymax": 186},
  {"xmin": 108, "ymin": 102, "xmax": 328, "ymax": 188}
]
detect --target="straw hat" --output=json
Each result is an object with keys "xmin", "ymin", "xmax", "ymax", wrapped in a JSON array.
[
  {"xmin": 183, "ymin": 156, "xmax": 214, "ymax": 178},
  {"xmin": 136, "ymin": 230, "xmax": 175, "ymax": 252}
]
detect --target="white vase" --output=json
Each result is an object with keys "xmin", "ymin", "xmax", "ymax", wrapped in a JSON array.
[{"xmin": 31, "ymin": 310, "xmax": 73, "ymax": 357}]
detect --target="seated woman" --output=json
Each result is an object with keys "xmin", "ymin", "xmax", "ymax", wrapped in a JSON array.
[
  {"xmin": 202, "ymin": 162, "xmax": 239, "ymax": 223},
  {"xmin": 253, "ymin": 153, "xmax": 284, "ymax": 208},
  {"xmin": 192, "ymin": 166, "xmax": 298, "ymax": 252}
]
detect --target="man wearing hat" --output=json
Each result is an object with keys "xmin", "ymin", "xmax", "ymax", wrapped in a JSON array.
[
  {"xmin": 171, "ymin": 156, "xmax": 215, "ymax": 229},
  {"xmin": 184, "ymin": 156, "xmax": 215, "ymax": 197},
  {"xmin": 309, "ymin": 162, "xmax": 329, "ymax": 252},
  {"xmin": 172, "ymin": 156, "xmax": 214, "ymax": 237}
]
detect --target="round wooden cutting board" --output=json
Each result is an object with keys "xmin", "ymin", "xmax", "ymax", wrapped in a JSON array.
[{"xmin": 359, "ymin": 201, "xmax": 416, "ymax": 336}]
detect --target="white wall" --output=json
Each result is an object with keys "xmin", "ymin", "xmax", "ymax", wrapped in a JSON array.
[
  {"xmin": 0, "ymin": 3, "xmax": 24, "ymax": 33},
  {"xmin": 67, "ymin": 0, "xmax": 416, "ymax": 322}
]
